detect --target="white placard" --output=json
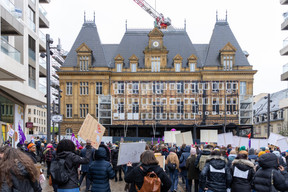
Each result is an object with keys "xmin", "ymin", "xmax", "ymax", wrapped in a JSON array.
[
  {"xmin": 200, "ymin": 130, "xmax": 218, "ymax": 143},
  {"xmin": 277, "ymin": 138, "xmax": 288, "ymax": 152},
  {"xmin": 232, "ymin": 136, "xmax": 240, "ymax": 147},
  {"xmin": 239, "ymin": 137, "xmax": 249, "ymax": 148},
  {"xmin": 164, "ymin": 131, "xmax": 181, "ymax": 143},
  {"xmin": 175, "ymin": 131, "xmax": 193, "ymax": 146},
  {"xmin": 175, "ymin": 133, "xmax": 183, "ymax": 146},
  {"xmin": 268, "ymin": 133, "xmax": 285, "ymax": 146},
  {"xmin": 8, "ymin": 128, "xmax": 15, "ymax": 138},
  {"xmin": 250, "ymin": 139, "xmax": 268, "ymax": 150},
  {"xmin": 217, "ymin": 132, "xmax": 233, "ymax": 147},
  {"xmin": 117, "ymin": 142, "xmax": 146, "ymax": 165}
]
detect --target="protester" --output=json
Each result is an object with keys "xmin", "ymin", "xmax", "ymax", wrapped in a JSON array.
[
  {"xmin": 111, "ymin": 144, "xmax": 123, "ymax": 182},
  {"xmin": 272, "ymin": 150, "xmax": 287, "ymax": 171},
  {"xmin": 231, "ymin": 151, "xmax": 255, "ymax": 192},
  {"xmin": 26, "ymin": 143, "xmax": 37, "ymax": 163},
  {"xmin": 52, "ymin": 139, "xmax": 91, "ymax": 192},
  {"xmin": 44, "ymin": 143, "xmax": 54, "ymax": 178},
  {"xmin": 166, "ymin": 148, "xmax": 180, "ymax": 192},
  {"xmin": 161, "ymin": 144, "xmax": 169, "ymax": 159},
  {"xmin": 186, "ymin": 147, "xmax": 199, "ymax": 192},
  {"xmin": 195, "ymin": 145, "xmax": 212, "ymax": 172},
  {"xmin": 0, "ymin": 146, "xmax": 42, "ymax": 191},
  {"xmin": 227, "ymin": 150, "xmax": 237, "ymax": 168},
  {"xmin": 87, "ymin": 144, "xmax": 115, "ymax": 192},
  {"xmin": 248, "ymin": 148, "xmax": 258, "ymax": 163},
  {"xmin": 199, "ymin": 150, "xmax": 232, "ymax": 192},
  {"xmin": 253, "ymin": 153, "xmax": 288, "ymax": 191},
  {"xmin": 125, "ymin": 150, "xmax": 172, "ymax": 192},
  {"xmin": 179, "ymin": 145, "xmax": 190, "ymax": 191}
]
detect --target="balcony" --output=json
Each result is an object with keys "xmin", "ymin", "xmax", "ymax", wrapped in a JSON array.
[
  {"xmin": 281, "ymin": 0, "xmax": 288, "ymax": 5},
  {"xmin": 39, "ymin": 0, "xmax": 51, "ymax": 3},
  {"xmin": 0, "ymin": 0, "xmax": 24, "ymax": 35},
  {"xmin": 1, "ymin": 38, "xmax": 21, "ymax": 62},
  {"xmin": 39, "ymin": 30, "xmax": 46, "ymax": 52},
  {"xmin": 282, "ymin": 12, "xmax": 288, "ymax": 30},
  {"xmin": 29, "ymin": 48, "xmax": 36, "ymax": 61},
  {"xmin": 280, "ymin": 37, "xmax": 288, "ymax": 55},
  {"xmin": 39, "ymin": 57, "xmax": 46, "ymax": 69},
  {"xmin": 27, "ymin": 19, "xmax": 36, "ymax": 32},
  {"xmin": 281, "ymin": 63, "xmax": 288, "ymax": 81},
  {"xmin": 39, "ymin": 4, "xmax": 49, "ymax": 28}
]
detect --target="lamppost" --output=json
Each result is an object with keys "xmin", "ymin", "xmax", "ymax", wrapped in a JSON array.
[
  {"xmin": 264, "ymin": 93, "xmax": 272, "ymax": 138},
  {"xmin": 57, "ymin": 87, "xmax": 62, "ymax": 141}
]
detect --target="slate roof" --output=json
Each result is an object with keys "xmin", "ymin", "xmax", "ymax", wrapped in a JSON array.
[{"xmin": 204, "ymin": 20, "xmax": 250, "ymax": 67}]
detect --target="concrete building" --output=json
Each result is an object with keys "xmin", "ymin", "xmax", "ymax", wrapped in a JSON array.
[
  {"xmin": 253, "ymin": 89, "xmax": 288, "ymax": 138},
  {"xmin": 58, "ymin": 15, "xmax": 257, "ymax": 138},
  {"xmin": 0, "ymin": 0, "xmax": 50, "ymax": 144}
]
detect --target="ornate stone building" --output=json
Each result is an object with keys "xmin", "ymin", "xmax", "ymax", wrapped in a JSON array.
[{"xmin": 58, "ymin": 16, "xmax": 256, "ymax": 138}]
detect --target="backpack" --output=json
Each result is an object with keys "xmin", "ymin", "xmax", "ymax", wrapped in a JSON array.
[
  {"xmin": 167, "ymin": 162, "xmax": 177, "ymax": 171},
  {"xmin": 136, "ymin": 166, "xmax": 161, "ymax": 192},
  {"xmin": 198, "ymin": 155, "xmax": 209, "ymax": 171},
  {"xmin": 50, "ymin": 158, "xmax": 70, "ymax": 185}
]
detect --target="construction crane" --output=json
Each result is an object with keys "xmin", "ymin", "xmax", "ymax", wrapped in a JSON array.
[{"xmin": 133, "ymin": 0, "xmax": 171, "ymax": 29}]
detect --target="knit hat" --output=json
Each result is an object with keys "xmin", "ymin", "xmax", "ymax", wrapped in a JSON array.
[
  {"xmin": 46, "ymin": 144, "xmax": 53, "ymax": 148},
  {"xmin": 248, "ymin": 148, "xmax": 255, "ymax": 155},
  {"xmin": 239, "ymin": 146, "xmax": 246, "ymax": 151},
  {"xmin": 258, "ymin": 151, "xmax": 266, "ymax": 157},
  {"xmin": 190, "ymin": 148, "xmax": 196, "ymax": 155},
  {"xmin": 27, "ymin": 143, "xmax": 35, "ymax": 149},
  {"xmin": 260, "ymin": 147, "xmax": 265, "ymax": 151},
  {"xmin": 239, "ymin": 150, "xmax": 248, "ymax": 155}
]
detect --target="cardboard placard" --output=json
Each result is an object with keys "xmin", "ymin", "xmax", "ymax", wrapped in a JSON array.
[
  {"xmin": 175, "ymin": 131, "xmax": 193, "ymax": 146},
  {"xmin": 217, "ymin": 132, "xmax": 233, "ymax": 147},
  {"xmin": 200, "ymin": 130, "xmax": 218, "ymax": 143},
  {"xmin": 78, "ymin": 113, "xmax": 105, "ymax": 149},
  {"xmin": 164, "ymin": 131, "xmax": 181, "ymax": 143},
  {"xmin": 277, "ymin": 138, "xmax": 288, "ymax": 152},
  {"xmin": 117, "ymin": 142, "xmax": 146, "ymax": 165},
  {"xmin": 250, "ymin": 138, "xmax": 268, "ymax": 150},
  {"xmin": 155, "ymin": 153, "xmax": 165, "ymax": 170}
]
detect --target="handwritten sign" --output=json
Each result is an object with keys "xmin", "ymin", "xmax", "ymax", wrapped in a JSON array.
[
  {"xmin": 200, "ymin": 130, "xmax": 218, "ymax": 143},
  {"xmin": 175, "ymin": 131, "xmax": 193, "ymax": 146},
  {"xmin": 164, "ymin": 131, "xmax": 181, "ymax": 144},
  {"xmin": 117, "ymin": 142, "xmax": 146, "ymax": 165}
]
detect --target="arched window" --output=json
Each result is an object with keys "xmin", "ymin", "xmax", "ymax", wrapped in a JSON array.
[{"xmin": 66, "ymin": 128, "xmax": 73, "ymax": 136}]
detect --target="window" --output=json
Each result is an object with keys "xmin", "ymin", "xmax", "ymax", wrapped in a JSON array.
[
  {"xmin": 212, "ymin": 99, "xmax": 220, "ymax": 113},
  {"xmin": 34, "ymin": 109, "xmax": 36, "ymax": 115},
  {"xmin": 175, "ymin": 63, "xmax": 181, "ymax": 72},
  {"xmin": 118, "ymin": 102, "xmax": 124, "ymax": 113},
  {"xmin": 190, "ymin": 63, "xmax": 196, "ymax": 72},
  {"xmin": 28, "ymin": 109, "xmax": 31, "ymax": 114},
  {"xmin": 66, "ymin": 128, "xmax": 73, "ymax": 136},
  {"xmin": 223, "ymin": 55, "xmax": 233, "ymax": 71},
  {"xmin": 132, "ymin": 102, "xmax": 139, "ymax": 113},
  {"xmin": 153, "ymin": 82, "xmax": 164, "ymax": 94},
  {"xmin": 132, "ymin": 82, "xmax": 139, "ymax": 94},
  {"xmin": 80, "ymin": 56, "xmax": 89, "ymax": 71},
  {"xmin": 80, "ymin": 82, "xmax": 89, "ymax": 95},
  {"xmin": 96, "ymin": 104, "xmax": 98, "ymax": 118},
  {"xmin": 96, "ymin": 82, "xmax": 102, "ymax": 95},
  {"xmin": 66, "ymin": 104, "xmax": 72, "ymax": 118},
  {"xmin": 192, "ymin": 101, "xmax": 199, "ymax": 113},
  {"xmin": 131, "ymin": 63, "xmax": 137, "ymax": 72},
  {"xmin": 240, "ymin": 81, "xmax": 246, "ymax": 95},
  {"xmin": 28, "ymin": 36, "xmax": 35, "ymax": 60},
  {"xmin": 117, "ymin": 64, "xmax": 122, "ymax": 72},
  {"xmin": 28, "ymin": 7, "xmax": 35, "ymax": 31},
  {"xmin": 177, "ymin": 102, "xmax": 184, "ymax": 114},
  {"xmin": 226, "ymin": 98, "xmax": 237, "ymax": 113},
  {"xmin": 28, "ymin": 65, "xmax": 36, "ymax": 88},
  {"xmin": 66, "ymin": 82, "xmax": 72, "ymax": 95},
  {"xmin": 151, "ymin": 57, "xmax": 160, "ymax": 72},
  {"xmin": 117, "ymin": 81, "xmax": 125, "ymax": 94},
  {"xmin": 80, "ymin": 104, "xmax": 89, "ymax": 118},
  {"xmin": 212, "ymin": 81, "xmax": 219, "ymax": 92},
  {"xmin": 177, "ymin": 82, "xmax": 184, "ymax": 93}
]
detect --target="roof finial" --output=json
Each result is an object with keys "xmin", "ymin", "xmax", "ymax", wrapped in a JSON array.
[
  {"xmin": 94, "ymin": 11, "xmax": 95, "ymax": 23},
  {"xmin": 216, "ymin": 10, "xmax": 218, "ymax": 21},
  {"xmin": 184, "ymin": 19, "xmax": 186, "ymax": 31},
  {"xmin": 226, "ymin": 10, "xmax": 228, "ymax": 21},
  {"xmin": 84, "ymin": 11, "xmax": 86, "ymax": 23},
  {"xmin": 125, "ymin": 20, "xmax": 127, "ymax": 31}
]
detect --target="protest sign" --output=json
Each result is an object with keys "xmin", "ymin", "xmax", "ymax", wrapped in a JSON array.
[
  {"xmin": 251, "ymin": 139, "xmax": 268, "ymax": 150},
  {"xmin": 268, "ymin": 133, "xmax": 285, "ymax": 146},
  {"xmin": 164, "ymin": 131, "xmax": 181, "ymax": 143},
  {"xmin": 239, "ymin": 137, "xmax": 249, "ymax": 148},
  {"xmin": 200, "ymin": 130, "xmax": 218, "ymax": 143},
  {"xmin": 232, "ymin": 136, "xmax": 240, "ymax": 147},
  {"xmin": 117, "ymin": 142, "xmax": 146, "ymax": 165},
  {"xmin": 78, "ymin": 113, "xmax": 105, "ymax": 149},
  {"xmin": 217, "ymin": 132, "xmax": 233, "ymax": 147},
  {"xmin": 155, "ymin": 153, "xmax": 165, "ymax": 170},
  {"xmin": 175, "ymin": 131, "xmax": 193, "ymax": 146},
  {"xmin": 277, "ymin": 138, "xmax": 288, "ymax": 152},
  {"xmin": 8, "ymin": 128, "xmax": 15, "ymax": 138}
]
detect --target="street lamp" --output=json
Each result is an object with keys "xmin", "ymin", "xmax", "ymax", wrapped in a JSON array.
[{"xmin": 264, "ymin": 93, "xmax": 272, "ymax": 138}]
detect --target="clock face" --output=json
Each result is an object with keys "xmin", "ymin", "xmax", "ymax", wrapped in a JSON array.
[{"xmin": 152, "ymin": 41, "xmax": 160, "ymax": 48}]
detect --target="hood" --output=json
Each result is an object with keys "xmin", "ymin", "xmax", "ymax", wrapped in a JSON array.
[
  {"xmin": 57, "ymin": 151, "xmax": 74, "ymax": 159},
  {"xmin": 141, "ymin": 163, "xmax": 160, "ymax": 173},
  {"xmin": 258, "ymin": 153, "xmax": 278, "ymax": 169},
  {"xmin": 248, "ymin": 148, "xmax": 255, "ymax": 155},
  {"xmin": 201, "ymin": 149, "xmax": 211, "ymax": 155},
  {"xmin": 162, "ymin": 148, "xmax": 169, "ymax": 153},
  {"xmin": 228, "ymin": 154, "xmax": 237, "ymax": 161},
  {"xmin": 207, "ymin": 155, "xmax": 227, "ymax": 169},
  {"xmin": 232, "ymin": 159, "xmax": 254, "ymax": 168},
  {"xmin": 94, "ymin": 145, "xmax": 110, "ymax": 161}
]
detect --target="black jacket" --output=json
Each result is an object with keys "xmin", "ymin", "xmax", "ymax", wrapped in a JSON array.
[
  {"xmin": 55, "ymin": 151, "xmax": 90, "ymax": 189},
  {"xmin": 0, "ymin": 162, "xmax": 42, "ymax": 192},
  {"xmin": 25, "ymin": 151, "xmax": 37, "ymax": 164},
  {"xmin": 195, "ymin": 149, "xmax": 211, "ymax": 167},
  {"xmin": 231, "ymin": 159, "xmax": 255, "ymax": 192},
  {"xmin": 125, "ymin": 163, "xmax": 172, "ymax": 192},
  {"xmin": 199, "ymin": 155, "xmax": 232, "ymax": 192},
  {"xmin": 253, "ymin": 153, "xmax": 288, "ymax": 192},
  {"xmin": 80, "ymin": 145, "xmax": 95, "ymax": 173},
  {"xmin": 111, "ymin": 148, "xmax": 119, "ymax": 168}
]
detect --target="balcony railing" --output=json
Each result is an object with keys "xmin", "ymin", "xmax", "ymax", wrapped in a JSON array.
[
  {"xmin": 1, "ymin": 38, "xmax": 21, "ymax": 62},
  {"xmin": 283, "ymin": 63, "xmax": 288, "ymax": 73},
  {"xmin": 0, "ymin": 0, "xmax": 22, "ymax": 19},
  {"xmin": 39, "ymin": 83, "xmax": 46, "ymax": 94},
  {"xmin": 39, "ymin": 4, "xmax": 47, "ymax": 16},
  {"xmin": 39, "ymin": 30, "xmax": 46, "ymax": 43},
  {"xmin": 283, "ymin": 37, "xmax": 288, "ymax": 48},
  {"xmin": 29, "ymin": 78, "xmax": 36, "ymax": 88},
  {"xmin": 27, "ymin": 19, "xmax": 36, "ymax": 32},
  {"xmin": 29, "ymin": 48, "xmax": 36, "ymax": 61},
  {"xmin": 283, "ymin": 12, "xmax": 288, "ymax": 21},
  {"xmin": 39, "ymin": 57, "xmax": 46, "ymax": 69}
]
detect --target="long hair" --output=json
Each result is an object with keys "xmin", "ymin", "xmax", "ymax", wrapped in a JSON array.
[
  {"xmin": 140, "ymin": 150, "xmax": 159, "ymax": 165},
  {"xmin": 0, "ymin": 147, "xmax": 39, "ymax": 188}
]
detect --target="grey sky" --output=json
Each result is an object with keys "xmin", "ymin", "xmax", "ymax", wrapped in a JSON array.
[{"xmin": 43, "ymin": 0, "xmax": 288, "ymax": 95}]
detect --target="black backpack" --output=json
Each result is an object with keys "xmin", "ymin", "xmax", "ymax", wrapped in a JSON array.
[
  {"xmin": 167, "ymin": 162, "xmax": 177, "ymax": 171},
  {"xmin": 50, "ymin": 158, "xmax": 71, "ymax": 185}
]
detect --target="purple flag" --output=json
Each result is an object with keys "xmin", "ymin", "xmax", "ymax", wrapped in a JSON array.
[
  {"xmin": 18, "ymin": 122, "xmax": 26, "ymax": 145},
  {"xmin": 162, "ymin": 136, "xmax": 164, "ymax": 141},
  {"xmin": 71, "ymin": 133, "xmax": 81, "ymax": 149},
  {"xmin": 151, "ymin": 137, "xmax": 154, "ymax": 145},
  {"xmin": 249, "ymin": 139, "xmax": 251, "ymax": 149},
  {"xmin": 158, "ymin": 138, "xmax": 160, "ymax": 144}
]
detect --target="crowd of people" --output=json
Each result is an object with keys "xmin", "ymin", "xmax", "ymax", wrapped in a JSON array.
[{"xmin": 1, "ymin": 138, "xmax": 288, "ymax": 192}]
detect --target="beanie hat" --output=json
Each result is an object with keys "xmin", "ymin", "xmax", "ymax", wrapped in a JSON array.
[
  {"xmin": 258, "ymin": 151, "xmax": 266, "ymax": 157},
  {"xmin": 239, "ymin": 146, "xmax": 246, "ymax": 151},
  {"xmin": 46, "ymin": 144, "xmax": 53, "ymax": 148},
  {"xmin": 27, "ymin": 143, "xmax": 35, "ymax": 149},
  {"xmin": 260, "ymin": 147, "xmax": 265, "ymax": 151},
  {"xmin": 190, "ymin": 148, "xmax": 196, "ymax": 155},
  {"xmin": 248, "ymin": 148, "xmax": 255, "ymax": 155}
]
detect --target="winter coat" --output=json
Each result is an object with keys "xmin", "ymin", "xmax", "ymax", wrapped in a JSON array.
[
  {"xmin": 179, "ymin": 146, "xmax": 190, "ymax": 169},
  {"xmin": 55, "ymin": 151, "xmax": 90, "ymax": 189},
  {"xmin": 231, "ymin": 159, "xmax": 255, "ymax": 192},
  {"xmin": 253, "ymin": 153, "xmax": 288, "ymax": 192},
  {"xmin": 88, "ymin": 145, "xmax": 115, "ymax": 192},
  {"xmin": 199, "ymin": 155, "xmax": 232, "ymax": 192},
  {"xmin": 44, "ymin": 148, "xmax": 54, "ymax": 162},
  {"xmin": 186, "ymin": 155, "xmax": 199, "ymax": 180},
  {"xmin": 0, "ymin": 161, "xmax": 42, "ymax": 192},
  {"xmin": 124, "ymin": 163, "xmax": 172, "ymax": 192},
  {"xmin": 25, "ymin": 151, "xmax": 37, "ymax": 164},
  {"xmin": 195, "ymin": 149, "xmax": 211, "ymax": 167},
  {"xmin": 111, "ymin": 148, "xmax": 120, "ymax": 169},
  {"xmin": 80, "ymin": 145, "xmax": 95, "ymax": 173},
  {"xmin": 227, "ymin": 154, "xmax": 237, "ymax": 168},
  {"xmin": 161, "ymin": 148, "xmax": 169, "ymax": 159}
]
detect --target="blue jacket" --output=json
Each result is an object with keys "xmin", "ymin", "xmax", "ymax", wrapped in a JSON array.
[
  {"xmin": 88, "ymin": 145, "xmax": 115, "ymax": 192},
  {"xmin": 80, "ymin": 145, "xmax": 95, "ymax": 172}
]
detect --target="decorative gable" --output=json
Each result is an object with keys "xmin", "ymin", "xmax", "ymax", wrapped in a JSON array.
[
  {"xmin": 220, "ymin": 42, "xmax": 236, "ymax": 53},
  {"xmin": 114, "ymin": 54, "xmax": 124, "ymax": 62},
  {"xmin": 76, "ymin": 43, "xmax": 92, "ymax": 53},
  {"xmin": 148, "ymin": 27, "xmax": 164, "ymax": 37},
  {"xmin": 188, "ymin": 54, "xmax": 197, "ymax": 61},
  {"xmin": 129, "ymin": 54, "xmax": 139, "ymax": 62},
  {"xmin": 173, "ymin": 54, "xmax": 183, "ymax": 61}
]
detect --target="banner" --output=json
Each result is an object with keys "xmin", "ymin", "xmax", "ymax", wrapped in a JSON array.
[
  {"xmin": 200, "ymin": 130, "xmax": 218, "ymax": 143},
  {"xmin": 71, "ymin": 133, "xmax": 82, "ymax": 149},
  {"xmin": 117, "ymin": 142, "xmax": 146, "ymax": 165},
  {"xmin": 18, "ymin": 122, "xmax": 26, "ymax": 145},
  {"xmin": 78, "ymin": 113, "xmax": 105, "ymax": 149},
  {"xmin": 14, "ymin": 104, "xmax": 24, "ymax": 145}
]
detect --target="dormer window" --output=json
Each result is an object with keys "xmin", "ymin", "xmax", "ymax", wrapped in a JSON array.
[
  {"xmin": 175, "ymin": 63, "xmax": 181, "ymax": 72},
  {"xmin": 190, "ymin": 63, "xmax": 196, "ymax": 72},
  {"xmin": 151, "ymin": 56, "xmax": 160, "ymax": 72},
  {"xmin": 131, "ymin": 63, "xmax": 137, "ymax": 72},
  {"xmin": 117, "ymin": 64, "xmax": 122, "ymax": 72},
  {"xmin": 223, "ymin": 55, "xmax": 233, "ymax": 71},
  {"xmin": 220, "ymin": 42, "xmax": 236, "ymax": 71},
  {"xmin": 80, "ymin": 56, "xmax": 89, "ymax": 71}
]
